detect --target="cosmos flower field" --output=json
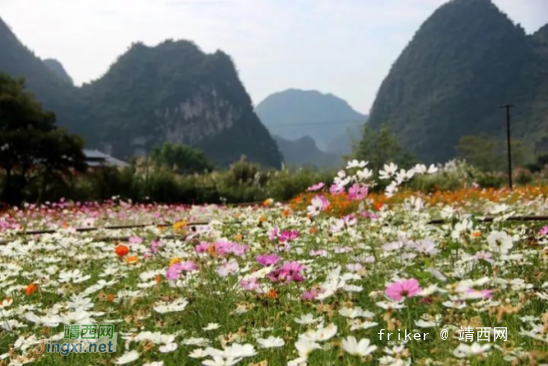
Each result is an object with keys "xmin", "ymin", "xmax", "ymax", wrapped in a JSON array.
[{"xmin": 2, "ymin": 161, "xmax": 548, "ymax": 366}]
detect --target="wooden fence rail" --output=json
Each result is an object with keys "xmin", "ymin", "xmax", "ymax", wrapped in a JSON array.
[{"xmin": 1, "ymin": 215, "xmax": 548, "ymax": 245}]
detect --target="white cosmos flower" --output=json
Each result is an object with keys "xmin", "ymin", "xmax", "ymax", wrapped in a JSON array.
[
  {"xmin": 453, "ymin": 342, "xmax": 491, "ymax": 358},
  {"xmin": 294, "ymin": 314, "xmax": 321, "ymax": 325},
  {"xmin": 487, "ymin": 231, "xmax": 513, "ymax": 254},
  {"xmin": 415, "ymin": 319, "xmax": 438, "ymax": 328},
  {"xmin": 346, "ymin": 160, "xmax": 367, "ymax": 169},
  {"xmin": 257, "ymin": 336, "xmax": 285, "ymax": 348},
  {"xmin": 349, "ymin": 320, "xmax": 378, "ymax": 331},
  {"xmin": 379, "ymin": 163, "xmax": 398, "ymax": 180},
  {"xmin": 159, "ymin": 342, "xmax": 178, "ymax": 353},
  {"xmin": 116, "ymin": 350, "xmax": 140, "ymax": 364},
  {"xmin": 341, "ymin": 336, "xmax": 377, "ymax": 357},
  {"xmin": 313, "ymin": 323, "xmax": 338, "ymax": 341},
  {"xmin": 188, "ymin": 348, "xmax": 208, "ymax": 358},
  {"xmin": 67, "ymin": 294, "xmax": 94, "ymax": 311},
  {"xmin": 60, "ymin": 310, "xmax": 94, "ymax": 325},
  {"xmin": 202, "ymin": 323, "xmax": 221, "ymax": 331},
  {"xmin": 295, "ymin": 337, "xmax": 321, "ymax": 357},
  {"xmin": 338, "ymin": 306, "xmax": 375, "ymax": 319},
  {"xmin": 153, "ymin": 298, "xmax": 188, "ymax": 314},
  {"xmin": 24, "ymin": 312, "xmax": 62, "ymax": 327}
]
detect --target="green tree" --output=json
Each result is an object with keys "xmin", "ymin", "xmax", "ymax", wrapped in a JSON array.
[
  {"xmin": 0, "ymin": 74, "xmax": 86, "ymax": 204},
  {"xmin": 352, "ymin": 124, "xmax": 416, "ymax": 171},
  {"xmin": 456, "ymin": 135, "xmax": 531, "ymax": 172},
  {"xmin": 455, "ymin": 135, "xmax": 501, "ymax": 172},
  {"xmin": 150, "ymin": 142, "xmax": 213, "ymax": 175}
]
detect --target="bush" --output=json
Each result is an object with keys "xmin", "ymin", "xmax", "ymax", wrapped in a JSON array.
[{"xmin": 513, "ymin": 168, "xmax": 533, "ymax": 186}]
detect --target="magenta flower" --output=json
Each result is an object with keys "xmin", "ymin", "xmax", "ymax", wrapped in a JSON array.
[
  {"xmin": 279, "ymin": 230, "xmax": 299, "ymax": 242},
  {"xmin": 309, "ymin": 249, "xmax": 328, "ymax": 257},
  {"xmin": 540, "ymin": 225, "xmax": 548, "ymax": 236},
  {"xmin": 256, "ymin": 254, "xmax": 280, "ymax": 266},
  {"xmin": 348, "ymin": 183, "xmax": 368, "ymax": 201},
  {"xmin": 269, "ymin": 228, "xmax": 279, "ymax": 241},
  {"xmin": 385, "ymin": 279, "xmax": 422, "ymax": 301},
  {"xmin": 239, "ymin": 278, "xmax": 261, "ymax": 292},
  {"xmin": 268, "ymin": 261, "xmax": 306, "ymax": 283},
  {"xmin": 213, "ymin": 240, "xmax": 249, "ymax": 257},
  {"xmin": 307, "ymin": 182, "xmax": 325, "ymax": 192},
  {"xmin": 329, "ymin": 184, "xmax": 345, "ymax": 196},
  {"xmin": 195, "ymin": 242, "xmax": 210, "ymax": 254},
  {"xmin": 301, "ymin": 287, "xmax": 320, "ymax": 301},
  {"xmin": 166, "ymin": 261, "xmax": 198, "ymax": 281},
  {"xmin": 179, "ymin": 261, "xmax": 198, "ymax": 272},
  {"xmin": 360, "ymin": 211, "xmax": 379, "ymax": 220},
  {"xmin": 150, "ymin": 240, "xmax": 163, "ymax": 254}
]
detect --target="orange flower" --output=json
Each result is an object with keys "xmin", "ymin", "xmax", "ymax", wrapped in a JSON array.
[
  {"xmin": 155, "ymin": 275, "xmax": 162, "ymax": 283},
  {"xmin": 265, "ymin": 288, "xmax": 278, "ymax": 299},
  {"xmin": 125, "ymin": 255, "xmax": 139, "ymax": 264},
  {"xmin": 115, "ymin": 244, "xmax": 129, "ymax": 257},
  {"xmin": 207, "ymin": 245, "xmax": 217, "ymax": 257},
  {"xmin": 173, "ymin": 220, "xmax": 187, "ymax": 231},
  {"xmin": 282, "ymin": 208, "xmax": 291, "ymax": 217},
  {"xmin": 263, "ymin": 198, "xmax": 274, "ymax": 207},
  {"xmin": 259, "ymin": 215, "xmax": 267, "ymax": 223},
  {"xmin": 472, "ymin": 231, "xmax": 481, "ymax": 238},
  {"xmin": 106, "ymin": 294, "xmax": 116, "ymax": 302},
  {"xmin": 24, "ymin": 283, "xmax": 38, "ymax": 296},
  {"xmin": 169, "ymin": 257, "xmax": 181, "ymax": 266},
  {"xmin": 234, "ymin": 233, "xmax": 243, "ymax": 241}
]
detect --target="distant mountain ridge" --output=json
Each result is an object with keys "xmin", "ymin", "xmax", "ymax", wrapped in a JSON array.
[
  {"xmin": 367, "ymin": 0, "xmax": 548, "ymax": 163},
  {"xmin": 273, "ymin": 135, "xmax": 342, "ymax": 169},
  {"xmin": 0, "ymin": 18, "xmax": 282, "ymax": 168},
  {"xmin": 256, "ymin": 89, "xmax": 367, "ymax": 154},
  {"xmin": 43, "ymin": 59, "xmax": 73, "ymax": 85}
]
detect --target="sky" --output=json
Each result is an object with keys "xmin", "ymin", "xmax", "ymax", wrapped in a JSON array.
[{"xmin": 1, "ymin": 0, "xmax": 547, "ymax": 114}]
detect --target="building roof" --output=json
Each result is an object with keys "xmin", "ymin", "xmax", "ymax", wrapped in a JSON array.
[{"xmin": 83, "ymin": 149, "xmax": 130, "ymax": 168}]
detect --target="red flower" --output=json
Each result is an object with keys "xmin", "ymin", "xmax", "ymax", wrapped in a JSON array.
[{"xmin": 115, "ymin": 244, "xmax": 129, "ymax": 257}]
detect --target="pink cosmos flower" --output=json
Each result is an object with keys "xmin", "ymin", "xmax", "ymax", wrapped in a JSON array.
[
  {"xmin": 256, "ymin": 254, "xmax": 280, "ymax": 266},
  {"xmin": 216, "ymin": 259, "xmax": 239, "ymax": 277},
  {"xmin": 309, "ymin": 249, "xmax": 328, "ymax": 257},
  {"xmin": 329, "ymin": 184, "xmax": 345, "ymax": 196},
  {"xmin": 269, "ymin": 228, "xmax": 279, "ymax": 241},
  {"xmin": 239, "ymin": 278, "xmax": 261, "ymax": 293},
  {"xmin": 150, "ymin": 240, "xmax": 163, "ymax": 254},
  {"xmin": 385, "ymin": 279, "xmax": 422, "ymax": 301},
  {"xmin": 166, "ymin": 261, "xmax": 198, "ymax": 281},
  {"xmin": 301, "ymin": 287, "xmax": 320, "ymax": 301},
  {"xmin": 306, "ymin": 195, "xmax": 330, "ymax": 217},
  {"xmin": 128, "ymin": 236, "xmax": 143, "ymax": 245},
  {"xmin": 213, "ymin": 240, "xmax": 249, "ymax": 257},
  {"xmin": 474, "ymin": 250, "xmax": 494, "ymax": 264},
  {"xmin": 360, "ymin": 211, "xmax": 379, "ymax": 220},
  {"xmin": 307, "ymin": 182, "xmax": 325, "ymax": 192},
  {"xmin": 268, "ymin": 261, "xmax": 306, "ymax": 283},
  {"xmin": 195, "ymin": 242, "xmax": 210, "ymax": 254},
  {"xmin": 348, "ymin": 183, "xmax": 368, "ymax": 201},
  {"xmin": 540, "ymin": 225, "xmax": 548, "ymax": 236},
  {"xmin": 279, "ymin": 230, "xmax": 299, "ymax": 242}
]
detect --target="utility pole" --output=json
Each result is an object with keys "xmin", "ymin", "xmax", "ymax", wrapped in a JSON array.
[{"xmin": 499, "ymin": 104, "xmax": 514, "ymax": 190}]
